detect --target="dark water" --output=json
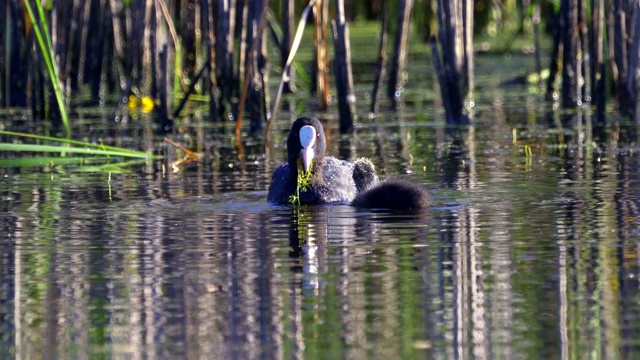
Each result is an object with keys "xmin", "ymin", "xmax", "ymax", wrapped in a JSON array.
[{"xmin": 3, "ymin": 52, "xmax": 640, "ymax": 359}]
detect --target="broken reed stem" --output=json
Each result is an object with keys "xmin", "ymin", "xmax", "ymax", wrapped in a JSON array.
[
  {"xmin": 281, "ymin": 0, "xmax": 295, "ymax": 93},
  {"xmin": 235, "ymin": 0, "xmax": 269, "ymax": 157},
  {"xmin": 331, "ymin": 0, "xmax": 356, "ymax": 134},
  {"xmin": 265, "ymin": 0, "xmax": 316, "ymax": 138},
  {"xmin": 591, "ymin": 0, "xmax": 606, "ymax": 121},
  {"xmin": 312, "ymin": 0, "xmax": 330, "ymax": 110},
  {"xmin": 370, "ymin": 0, "xmax": 389, "ymax": 115},
  {"xmin": 433, "ymin": 0, "xmax": 472, "ymax": 124},
  {"xmin": 560, "ymin": 0, "xmax": 579, "ymax": 108},
  {"xmin": 173, "ymin": 61, "xmax": 209, "ymax": 118},
  {"xmin": 387, "ymin": 0, "xmax": 414, "ymax": 104}
]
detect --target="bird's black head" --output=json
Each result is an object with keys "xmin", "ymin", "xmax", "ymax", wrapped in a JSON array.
[{"xmin": 287, "ymin": 117, "xmax": 327, "ymax": 174}]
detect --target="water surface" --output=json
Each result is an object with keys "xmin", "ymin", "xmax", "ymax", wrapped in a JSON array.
[{"xmin": 2, "ymin": 52, "xmax": 640, "ymax": 359}]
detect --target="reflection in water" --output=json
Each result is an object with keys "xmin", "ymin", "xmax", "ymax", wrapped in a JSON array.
[
  {"xmin": 3, "ymin": 112, "xmax": 640, "ymax": 358},
  {"xmin": 0, "ymin": 177, "xmax": 437, "ymax": 358}
]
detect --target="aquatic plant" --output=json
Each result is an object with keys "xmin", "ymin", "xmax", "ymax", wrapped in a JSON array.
[
  {"xmin": 23, "ymin": 0, "xmax": 71, "ymax": 136},
  {"xmin": 0, "ymin": 131, "xmax": 155, "ymax": 170}
]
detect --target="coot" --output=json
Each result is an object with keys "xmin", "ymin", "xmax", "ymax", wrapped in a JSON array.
[
  {"xmin": 267, "ymin": 117, "xmax": 378, "ymax": 204},
  {"xmin": 352, "ymin": 180, "xmax": 432, "ymax": 212},
  {"xmin": 268, "ymin": 116, "xmax": 431, "ymax": 212}
]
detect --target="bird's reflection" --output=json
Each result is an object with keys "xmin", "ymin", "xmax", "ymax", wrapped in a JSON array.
[{"xmin": 287, "ymin": 204, "xmax": 432, "ymax": 297}]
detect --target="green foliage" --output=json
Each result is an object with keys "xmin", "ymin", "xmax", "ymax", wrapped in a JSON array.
[
  {"xmin": 288, "ymin": 158, "xmax": 313, "ymax": 205},
  {"xmin": 23, "ymin": 0, "xmax": 71, "ymax": 136},
  {"xmin": 0, "ymin": 131, "xmax": 155, "ymax": 170},
  {"xmin": 0, "ymin": 143, "xmax": 151, "ymax": 158},
  {"xmin": 0, "ymin": 131, "xmax": 150, "ymax": 155}
]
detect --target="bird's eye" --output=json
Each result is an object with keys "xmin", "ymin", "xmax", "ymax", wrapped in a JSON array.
[{"xmin": 316, "ymin": 134, "xmax": 320, "ymax": 139}]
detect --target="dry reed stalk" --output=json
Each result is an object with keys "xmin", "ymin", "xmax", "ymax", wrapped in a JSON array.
[
  {"xmin": 432, "ymin": 0, "xmax": 473, "ymax": 124},
  {"xmin": 313, "ymin": 0, "xmax": 330, "ymax": 110},
  {"xmin": 388, "ymin": 0, "xmax": 414, "ymax": 105},
  {"xmin": 281, "ymin": 0, "xmax": 295, "ymax": 94},
  {"xmin": 265, "ymin": 0, "xmax": 316, "ymax": 138},
  {"xmin": 370, "ymin": 0, "xmax": 388, "ymax": 116},
  {"xmin": 332, "ymin": 0, "xmax": 356, "ymax": 133},
  {"xmin": 590, "ymin": 0, "xmax": 605, "ymax": 121}
]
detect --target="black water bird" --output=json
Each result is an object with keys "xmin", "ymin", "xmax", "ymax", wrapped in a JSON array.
[
  {"xmin": 267, "ymin": 116, "xmax": 431, "ymax": 211},
  {"xmin": 352, "ymin": 180, "xmax": 432, "ymax": 212},
  {"xmin": 267, "ymin": 117, "xmax": 378, "ymax": 204}
]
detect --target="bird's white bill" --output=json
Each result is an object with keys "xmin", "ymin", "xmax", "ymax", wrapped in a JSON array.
[{"xmin": 299, "ymin": 125, "xmax": 316, "ymax": 173}]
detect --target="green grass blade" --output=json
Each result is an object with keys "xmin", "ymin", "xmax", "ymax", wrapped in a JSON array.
[
  {"xmin": 36, "ymin": 0, "xmax": 59, "ymax": 82},
  {"xmin": 0, "ymin": 157, "xmax": 150, "ymax": 172},
  {"xmin": 73, "ymin": 159, "xmax": 150, "ymax": 173},
  {"xmin": 23, "ymin": 0, "xmax": 71, "ymax": 136},
  {"xmin": 0, "ymin": 143, "xmax": 155, "ymax": 158},
  {"xmin": 0, "ymin": 130, "xmax": 150, "ymax": 156},
  {"xmin": 0, "ymin": 156, "xmax": 113, "ymax": 168},
  {"xmin": 293, "ymin": 60, "xmax": 311, "ymax": 87}
]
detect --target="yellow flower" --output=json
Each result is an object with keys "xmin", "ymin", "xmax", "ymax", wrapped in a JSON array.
[
  {"xmin": 140, "ymin": 96, "xmax": 155, "ymax": 113},
  {"xmin": 127, "ymin": 95, "xmax": 138, "ymax": 110}
]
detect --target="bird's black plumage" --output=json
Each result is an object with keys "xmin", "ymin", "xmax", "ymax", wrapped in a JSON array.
[
  {"xmin": 267, "ymin": 116, "xmax": 431, "ymax": 211},
  {"xmin": 267, "ymin": 117, "xmax": 378, "ymax": 204},
  {"xmin": 352, "ymin": 180, "xmax": 432, "ymax": 212}
]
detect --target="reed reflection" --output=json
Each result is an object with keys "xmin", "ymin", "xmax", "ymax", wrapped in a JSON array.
[{"xmin": 3, "ymin": 118, "xmax": 640, "ymax": 358}]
